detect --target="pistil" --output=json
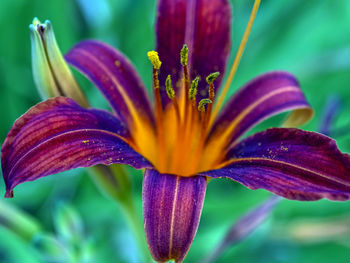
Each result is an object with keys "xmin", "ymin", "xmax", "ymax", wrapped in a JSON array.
[{"xmin": 211, "ymin": 0, "xmax": 261, "ymax": 123}]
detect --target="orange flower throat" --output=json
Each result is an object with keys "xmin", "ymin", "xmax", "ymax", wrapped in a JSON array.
[{"xmin": 124, "ymin": 47, "xmax": 226, "ymax": 177}]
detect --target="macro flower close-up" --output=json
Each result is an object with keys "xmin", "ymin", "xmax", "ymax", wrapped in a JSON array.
[{"xmin": 1, "ymin": 0, "xmax": 350, "ymax": 262}]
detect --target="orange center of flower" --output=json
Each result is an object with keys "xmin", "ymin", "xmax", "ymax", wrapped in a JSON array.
[{"xmin": 124, "ymin": 48, "xmax": 227, "ymax": 177}]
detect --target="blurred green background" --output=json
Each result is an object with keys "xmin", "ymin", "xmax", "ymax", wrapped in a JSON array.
[{"xmin": 0, "ymin": 0, "xmax": 350, "ymax": 262}]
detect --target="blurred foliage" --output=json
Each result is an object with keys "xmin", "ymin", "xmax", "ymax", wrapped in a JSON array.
[{"xmin": 0, "ymin": 0, "xmax": 350, "ymax": 262}]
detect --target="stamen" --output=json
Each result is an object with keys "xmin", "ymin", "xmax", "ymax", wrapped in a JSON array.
[
  {"xmin": 180, "ymin": 44, "xmax": 188, "ymax": 67},
  {"xmin": 187, "ymin": 76, "xmax": 200, "ymax": 134},
  {"xmin": 166, "ymin": 75, "xmax": 181, "ymax": 124},
  {"xmin": 205, "ymin": 72, "xmax": 220, "ymax": 125},
  {"xmin": 172, "ymin": 45, "xmax": 191, "ymax": 171},
  {"xmin": 212, "ymin": 0, "xmax": 261, "ymax": 122},
  {"xmin": 148, "ymin": 50, "xmax": 165, "ymax": 170},
  {"xmin": 181, "ymin": 44, "xmax": 191, "ymax": 124},
  {"xmin": 192, "ymin": 98, "xmax": 213, "ymax": 172}
]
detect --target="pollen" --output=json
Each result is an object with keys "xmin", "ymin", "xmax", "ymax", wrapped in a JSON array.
[
  {"xmin": 115, "ymin": 60, "xmax": 121, "ymax": 67},
  {"xmin": 147, "ymin": 51, "xmax": 162, "ymax": 69},
  {"xmin": 281, "ymin": 145, "xmax": 288, "ymax": 151}
]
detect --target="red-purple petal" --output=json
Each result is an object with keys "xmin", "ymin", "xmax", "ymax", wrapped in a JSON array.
[
  {"xmin": 202, "ymin": 128, "xmax": 350, "ymax": 201},
  {"xmin": 143, "ymin": 169, "xmax": 206, "ymax": 262},
  {"xmin": 156, "ymin": 0, "xmax": 231, "ymax": 105},
  {"xmin": 65, "ymin": 40, "xmax": 154, "ymax": 125},
  {"xmin": 210, "ymin": 72, "xmax": 313, "ymax": 144},
  {"xmin": 1, "ymin": 97, "xmax": 151, "ymax": 197}
]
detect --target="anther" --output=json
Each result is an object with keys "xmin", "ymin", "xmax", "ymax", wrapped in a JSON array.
[
  {"xmin": 206, "ymin": 72, "xmax": 220, "ymax": 84},
  {"xmin": 198, "ymin": 99, "xmax": 212, "ymax": 112},
  {"xmin": 147, "ymin": 51, "xmax": 162, "ymax": 70},
  {"xmin": 180, "ymin": 44, "xmax": 188, "ymax": 66},
  {"xmin": 189, "ymin": 76, "xmax": 200, "ymax": 101},
  {"xmin": 165, "ymin": 75, "xmax": 175, "ymax": 99}
]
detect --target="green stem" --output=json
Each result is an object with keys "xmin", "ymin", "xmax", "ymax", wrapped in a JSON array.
[
  {"xmin": 119, "ymin": 196, "xmax": 151, "ymax": 263},
  {"xmin": 0, "ymin": 200, "xmax": 42, "ymax": 241},
  {"xmin": 88, "ymin": 164, "xmax": 151, "ymax": 262}
]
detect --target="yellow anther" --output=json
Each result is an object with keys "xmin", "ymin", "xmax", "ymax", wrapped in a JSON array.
[
  {"xmin": 198, "ymin": 99, "xmax": 212, "ymax": 111},
  {"xmin": 189, "ymin": 76, "xmax": 200, "ymax": 100},
  {"xmin": 147, "ymin": 51, "xmax": 162, "ymax": 69},
  {"xmin": 180, "ymin": 44, "xmax": 188, "ymax": 66},
  {"xmin": 206, "ymin": 72, "xmax": 220, "ymax": 84},
  {"xmin": 165, "ymin": 75, "xmax": 175, "ymax": 99}
]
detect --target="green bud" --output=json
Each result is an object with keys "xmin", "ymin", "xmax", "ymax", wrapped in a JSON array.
[
  {"xmin": 198, "ymin": 98, "xmax": 212, "ymax": 111},
  {"xmin": 30, "ymin": 18, "xmax": 88, "ymax": 107},
  {"xmin": 189, "ymin": 76, "xmax": 200, "ymax": 100},
  {"xmin": 180, "ymin": 44, "xmax": 188, "ymax": 66}
]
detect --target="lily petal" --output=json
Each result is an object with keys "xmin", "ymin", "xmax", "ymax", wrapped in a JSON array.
[
  {"xmin": 202, "ymin": 128, "xmax": 350, "ymax": 201},
  {"xmin": 1, "ymin": 97, "xmax": 151, "ymax": 197},
  {"xmin": 156, "ymin": 0, "xmax": 231, "ymax": 105},
  {"xmin": 65, "ymin": 40, "xmax": 154, "ymax": 125},
  {"xmin": 143, "ymin": 169, "xmax": 206, "ymax": 262},
  {"xmin": 211, "ymin": 72, "xmax": 313, "ymax": 145}
]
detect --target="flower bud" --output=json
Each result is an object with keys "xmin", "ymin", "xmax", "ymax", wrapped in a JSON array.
[{"xmin": 29, "ymin": 18, "xmax": 88, "ymax": 107}]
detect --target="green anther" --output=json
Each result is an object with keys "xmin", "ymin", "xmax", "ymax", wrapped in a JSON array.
[
  {"xmin": 206, "ymin": 72, "xmax": 220, "ymax": 84},
  {"xmin": 189, "ymin": 76, "xmax": 200, "ymax": 100},
  {"xmin": 165, "ymin": 75, "xmax": 175, "ymax": 99},
  {"xmin": 180, "ymin": 44, "xmax": 188, "ymax": 66},
  {"xmin": 198, "ymin": 99, "xmax": 212, "ymax": 111}
]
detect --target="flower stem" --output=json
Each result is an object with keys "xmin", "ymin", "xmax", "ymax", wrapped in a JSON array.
[{"xmin": 88, "ymin": 164, "xmax": 151, "ymax": 262}]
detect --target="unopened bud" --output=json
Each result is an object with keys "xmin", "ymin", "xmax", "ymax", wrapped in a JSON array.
[{"xmin": 30, "ymin": 18, "xmax": 88, "ymax": 107}]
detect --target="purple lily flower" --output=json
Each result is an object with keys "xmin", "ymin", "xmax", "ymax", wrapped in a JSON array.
[{"xmin": 2, "ymin": 0, "xmax": 350, "ymax": 262}]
